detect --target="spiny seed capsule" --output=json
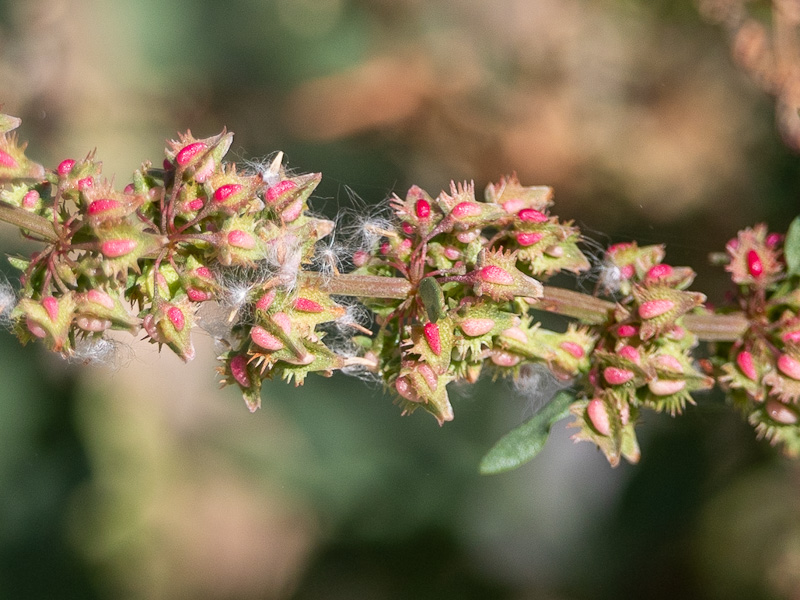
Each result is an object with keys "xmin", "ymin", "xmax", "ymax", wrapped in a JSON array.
[
  {"xmin": 480, "ymin": 265, "xmax": 514, "ymax": 285},
  {"xmin": 0, "ymin": 149, "xmax": 18, "ymax": 168},
  {"xmin": 747, "ymin": 249, "xmax": 764, "ymax": 278},
  {"xmin": 736, "ymin": 351, "xmax": 758, "ymax": 381},
  {"xmin": 603, "ymin": 367, "xmax": 634, "ymax": 385},
  {"xmin": 175, "ymin": 142, "xmax": 207, "ymax": 166},
  {"xmin": 424, "ymin": 322, "xmax": 442, "ymax": 355},
  {"xmin": 167, "ymin": 306, "xmax": 185, "ymax": 331},
  {"xmin": 101, "ymin": 239, "xmax": 137, "ymax": 258},
  {"xmin": 587, "ymin": 399, "xmax": 611, "ymax": 436},
  {"xmin": 230, "ymin": 355, "xmax": 251, "ymax": 388},
  {"xmin": 638, "ymin": 299, "xmax": 675, "ymax": 320}
]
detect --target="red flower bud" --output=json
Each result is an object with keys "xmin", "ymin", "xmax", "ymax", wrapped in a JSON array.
[
  {"xmin": 517, "ymin": 208, "xmax": 547, "ymax": 222},
  {"xmin": 187, "ymin": 288, "xmax": 212, "ymax": 302},
  {"xmin": 101, "ymin": 239, "xmax": 137, "ymax": 258},
  {"xmin": 22, "ymin": 190, "xmax": 39, "ymax": 209},
  {"xmin": 415, "ymin": 199, "xmax": 431, "ymax": 220},
  {"xmin": 460, "ymin": 318, "xmax": 495, "ymax": 337},
  {"xmin": 654, "ymin": 354, "xmax": 683, "ymax": 373},
  {"xmin": 88, "ymin": 199, "xmax": 122, "ymax": 215},
  {"xmin": 0, "ymin": 149, "xmax": 17, "ymax": 168},
  {"xmin": 251, "ymin": 326, "xmax": 284, "ymax": 350},
  {"xmin": 479, "ymin": 265, "xmax": 514, "ymax": 285},
  {"xmin": 78, "ymin": 177, "xmax": 93, "ymax": 190},
  {"xmin": 516, "ymin": 232, "xmax": 544, "ymax": 247},
  {"xmin": 617, "ymin": 345, "xmax": 640, "ymax": 364},
  {"xmin": 451, "ymin": 202, "xmax": 482, "ymax": 219},
  {"xmin": 783, "ymin": 330, "xmax": 800, "ymax": 344},
  {"xmin": 57, "ymin": 159, "xmax": 76, "ymax": 176},
  {"xmin": 266, "ymin": 180, "xmax": 296, "ymax": 202},
  {"xmin": 214, "ymin": 183, "xmax": 242, "ymax": 202},
  {"xmin": 424, "ymin": 322, "xmax": 442, "ymax": 355},
  {"xmin": 587, "ymin": 398, "xmax": 611, "ymax": 436},
  {"xmin": 402, "ymin": 222, "xmax": 415, "ymax": 235},
  {"xmin": 777, "ymin": 354, "xmax": 800, "ymax": 380},
  {"xmin": 294, "ymin": 297, "xmax": 324, "ymax": 313},
  {"xmin": 747, "ymin": 249, "xmax": 764, "ymax": 278},
  {"xmin": 645, "ymin": 264, "xmax": 673, "ymax": 282},
  {"xmin": 736, "ymin": 351, "xmax": 757, "ymax": 380},
  {"xmin": 617, "ymin": 324, "xmax": 638, "ymax": 338},
  {"xmin": 176, "ymin": 142, "xmax": 207, "ymax": 166},
  {"xmin": 227, "ymin": 229, "xmax": 256, "ymax": 250},
  {"xmin": 766, "ymin": 400, "xmax": 798, "ymax": 425},
  {"xmin": 167, "ymin": 306, "xmax": 185, "ymax": 331},
  {"xmin": 648, "ymin": 379, "xmax": 686, "ymax": 396},
  {"xmin": 256, "ymin": 289, "xmax": 276, "ymax": 312},
  {"xmin": 230, "ymin": 355, "xmax": 251, "ymax": 388},
  {"xmin": 603, "ymin": 367, "xmax": 634, "ymax": 385},
  {"xmin": 560, "ymin": 341, "xmax": 585, "ymax": 359},
  {"xmin": 638, "ymin": 299, "xmax": 675, "ymax": 319},
  {"xmin": 42, "ymin": 296, "xmax": 59, "ymax": 322},
  {"xmin": 87, "ymin": 289, "xmax": 115, "ymax": 310}
]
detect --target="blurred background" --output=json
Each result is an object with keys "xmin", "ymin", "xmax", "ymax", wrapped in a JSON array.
[{"xmin": 2, "ymin": 0, "xmax": 800, "ymax": 598}]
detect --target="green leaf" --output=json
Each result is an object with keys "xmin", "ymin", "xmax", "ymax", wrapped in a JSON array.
[
  {"xmin": 479, "ymin": 391, "xmax": 575, "ymax": 475},
  {"xmin": 784, "ymin": 216, "xmax": 800, "ymax": 276}
]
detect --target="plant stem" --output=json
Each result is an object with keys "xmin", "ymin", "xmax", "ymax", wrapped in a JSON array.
[{"xmin": 0, "ymin": 202, "xmax": 58, "ymax": 242}]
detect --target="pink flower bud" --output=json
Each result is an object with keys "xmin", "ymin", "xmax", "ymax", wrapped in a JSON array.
[
  {"xmin": 57, "ymin": 159, "xmax": 76, "ymax": 176},
  {"xmin": 783, "ymin": 330, "xmax": 800, "ymax": 344},
  {"xmin": 501, "ymin": 198, "xmax": 526, "ymax": 213},
  {"xmin": 424, "ymin": 322, "xmax": 442, "ymax": 355},
  {"xmin": 736, "ymin": 351, "xmax": 757, "ymax": 380},
  {"xmin": 518, "ymin": 208, "xmax": 547, "ymax": 223},
  {"xmin": 444, "ymin": 246, "xmax": 460, "ymax": 260},
  {"xmin": 545, "ymin": 245, "xmax": 564, "ymax": 258},
  {"xmin": 256, "ymin": 289, "xmax": 276, "ymax": 311},
  {"xmin": 603, "ymin": 367, "xmax": 634, "ymax": 385},
  {"xmin": 22, "ymin": 190, "xmax": 39, "ymax": 209},
  {"xmin": 638, "ymin": 299, "xmax": 675, "ymax": 319},
  {"xmin": 560, "ymin": 341, "xmax": 585, "ymax": 359},
  {"xmin": 187, "ymin": 288, "xmax": 212, "ymax": 302},
  {"xmin": 617, "ymin": 324, "xmax": 638, "ymax": 338},
  {"xmin": 418, "ymin": 363, "xmax": 438, "ymax": 390},
  {"xmin": 777, "ymin": 353, "xmax": 800, "ymax": 380},
  {"xmin": 185, "ymin": 198, "xmax": 204, "ymax": 211},
  {"xmin": 516, "ymin": 232, "xmax": 544, "ymax": 247},
  {"xmin": 176, "ymin": 142, "xmax": 207, "ymax": 166},
  {"xmin": 352, "ymin": 250, "xmax": 369, "ymax": 267},
  {"xmin": 460, "ymin": 318, "xmax": 495, "ymax": 337},
  {"xmin": 272, "ymin": 312, "xmax": 292, "ymax": 334},
  {"xmin": 654, "ymin": 354, "xmax": 684, "ymax": 373},
  {"xmin": 451, "ymin": 202, "xmax": 482, "ymax": 219},
  {"xmin": 101, "ymin": 239, "xmax": 137, "ymax": 258},
  {"xmin": 78, "ymin": 177, "xmax": 93, "ymax": 190},
  {"xmin": 402, "ymin": 222, "xmax": 415, "ymax": 235},
  {"xmin": 619, "ymin": 264, "xmax": 635, "ymax": 279},
  {"xmin": 195, "ymin": 266, "xmax": 213, "ymax": 279},
  {"xmin": 251, "ymin": 326, "xmax": 284, "ymax": 350},
  {"xmin": 230, "ymin": 355, "xmax": 251, "ymax": 388},
  {"xmin": 42, "ymin": 296, "xmax": 59, "ymax": 322},
  {"xmin": 87, "ymin": 289, "xmax": 115, "ymax": 310},
  {"xmin": 766, "ymin": 400, "xmax": 798, "ymax": 425},
  {"xmin": 76, "ymin": 316, "xmax": 111, "ymax": 332},
  {"xmin": 399, "ymin": 238, "xmax": 412, "ymax": 252},
  {"xmin": 645, "ymin": 264, "xmax": 673, "ymax": 282},
  {"xmin": 587, "ymin": 399, "xmax": 611, "ymax": 436},
  {"xmin": 766, "ymin": 233, "xmax": 783, "ymax": 248},
  {"xmin": 294, "ymin": 297, "xmax": 324, "ymax": 313},
  {"xmin": 124, "ymin": 183, "xmax": 135, "ymax": 194},
  {"xmin": 87, "ymin": 199, "xmax": 122, "ymax": 215},
  {"xmin": 747, "ymin": 249, "xmax": 764, "ymax": 278},
  {"xmin": 214, "ymin": 183, "xmax": 242, "ymax": 202},
  {"xmin": 26, "ymin": 317, "xmax": 47, "ymax": 338},
  {"xmin": 617, "ymin": 345, "xmax": 640, "ymax": 364},
  {"xmin": 415, "ymin": 199, "xmax": 431, "ymax": 219},
  {"xmin": 479, "ymin": 265, "xmax": 514, "ymax": 285},
  {"xmin": 0, "ymin": 149, "xmax": 18, "ymax": 168},
  {"xmin": 281, "ymin": 198, "xmax": 304, "ymax": 222},
  {"xmin": 227, "ymin": 229, "xmax": 256, "ymax": 250},
  {"xmin": 501, "ymin": 326, "xmax": 528, "ymax": 344},
  {"xmin": 167, "ymin": 306, "xmax": 185, "ymax": 331},
  {"xmin": 648, "ymin": 379, "xmax": 686, "ymax": 396},
  {"xmin": 395, "ymin": 376, "xmax": 417, "ymax": 401},
  {"xmin": 607, "ymin": 242, "xmax": 634, "ymax": 255},
  {"xmin": 266, "ymin": 180, "xmax": 296, "ymax": 202},
  {"xmin": 490, "ymin": 350, "xmax": 521, "ymax": 367},
  {"xmin": 456, "ymin": 230, "xmax": 479, "ymax": 243}
]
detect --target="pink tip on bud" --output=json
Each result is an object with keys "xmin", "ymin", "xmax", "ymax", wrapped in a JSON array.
[
  {"xmin": 777, "ymin": 353, "xmax": 800, "ymax": 380},
  {"xmin": 256, "ymin": 289, "xmax": 276, "ymax": 312},
  {"xmin": 451, "ymin": 202, "xmax": 482, "ymax": 219},
  {"xmin": 22, "ymin": 190, "xmax": 39, "ymax": 209},
  {"xmin": 766, "ymin": 232, "xmax": 782, "ymax": 248},
  {"xmin": 617, "ymin": 345, "xmax": 640, "ymax": 364},
  {"xmin": 87, "ymin": 199, "xmax": 122, "ymax": 215},
  {"xmin": 266, "ymin": 179, "xmax": 296, "ymax": 202},
  {"xmin": 227, "ymin": 229, "xmax": 256, "ymax": 250},
  {"xmin": 402, "ymin": 222, "xmax": 415, "ymax": 235},
  {"xmin": 57, "ymin": 159, "xmax": 76, "ymax": 176},
  {"xmin": 736, "ymin": 351, "xmax": 758, "ymax": 380},
  {"xmin": 87, "ymin": 289, "xmax": 115, "ymax": 310},
  {"xmin": 516, "ymin": 232, "xmax": 544, "ymax": 247},
  {"xmin": 603, "ymin": 366, "xmax": 635, "ymax": 385},
  {"xmin": 766, "ymin": 400, "xmax": 799, "ymax": 425},
  {"xmin": 638, "ymin": 299, "xmax": 675, "ymax": 320},
  {"xmin": 648, "ymin": 378, "xmax": 686, "ymax": 396},
  {"xmin": 230, "ymin": 355, "xmax": 251, "ymax": 388},
  {"xmin": 176, "ymin": 142, "xmax": 207, "ymax": 166},
  {"xmin": 423, "ymin": 322, "xmax": 442, "ymax": 355},
  {"xmin": 294, "ymin": 297, "xmax": 324, "ymax": 313},
  {"xmin": 747, "ymin": 250, "xmax": 764, "ymax": 278},
  {"xmin": 214, "ymin": 183, "xmax": 242, "ymax": 202},
  {"xmin": 645, "ymin": 264, "xmax": 673, "ymax": 282},
  {"xmin": 587, "ymin": 399, "xmax": 611, "ymax": 436},
  {"xmin": 0, "ymin": 149, "xmax": 18, "ymax": 168},
  {"xmin": 42, "ymin": 296, "xmax": 59, "ymax": 322},
  {"xmin": 415, "ymin": 199, "xmax": 431, "ymax": 219},
  {"xmin": 784, "ymin": 330, "xmax": 800, "ymax": 344},
  {"xmin": 617, "ymin": 324, "xmax": 638, "ymax": 338},
  {"xmin": 167, "ymin": 306, "xmax": 185, "ymax": 331},
  {"xmin": 560, "ymin": 341, "xmax": 585, "ymax": 359},
  {"xmin": 101, "ymin": 238, "xmax": 137, "ymax": 258},
  {"xmin": 518, "ymin": 208, "xmax": 548, "ymax": 223},
  {"xmin": 460, "ymin": 318, "xmax": 495, "ymax": 337},
  {"xmin": 479, "ymin": 265, "xmax": 514, "ymax": 285},
  {"xmin": 251, "ymin": 326, "xmax": 284, "ymax": 351},
  {"xmin": 78, "ymin": 177, "xmax": 93, "ymax": 191},
  {"xmin": 187, "ymin": 288, "xmax": 212, "ymax": 302}
]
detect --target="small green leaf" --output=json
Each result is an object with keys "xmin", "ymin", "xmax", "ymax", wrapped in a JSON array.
[
  {"xmin": 419, "ymin": 276, "xmax": 445, "ymax": 323},
  {"xmin": 7, "ymin": 256, "xmax": 29, "ymax": 272},
  {"xmin": 785, "ymin": 216, "xmax": 800, "ymax": 276},
  {"xmin": 479, "ymin": 391, "xmax": 575, "ymax": 474}
]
